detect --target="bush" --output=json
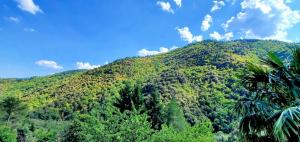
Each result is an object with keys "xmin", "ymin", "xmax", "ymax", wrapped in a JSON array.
[
  {"xmin": 0, "ymin": 125, "xmax": 16, "ymax": 142},
  {"xmin": 150, "ymin": 120, "xmax": 214, "ymax": 142}
]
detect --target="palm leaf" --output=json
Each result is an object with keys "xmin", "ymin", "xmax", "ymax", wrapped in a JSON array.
[
  {"xmin": 261, "ymin": 52, "xmax": 285, "ymax": 70},
  {"xmin": 243, "ymin": 62, "xmax": 270, "ymax": 90},
  {"xmin": 274, "ymin": 106, "xmax": 300, "ymax": 141}
]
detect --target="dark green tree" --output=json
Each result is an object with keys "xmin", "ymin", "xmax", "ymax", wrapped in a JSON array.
[
  {"xmin": 0, "ymin": 96, "xmax": 26, "ymax": 122},
  {"xmin": 236, "ymin": 49, "xmax": 300, "ymax": 141},
  {"xmin": 145, "ymin": 88, "xmax": 164, "ymax": 130},
  {"xmin": 132, "ymin": 81, "xmax": 144, "ymax": 110},
  {"xmin": 114, "ymin": 81, "xmax": 144, "ymax": 112}
]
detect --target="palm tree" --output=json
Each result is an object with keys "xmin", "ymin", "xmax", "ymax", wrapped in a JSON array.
[{"xmin": 236, "ymin": 48, "xmax": 300, "ymax": 142}]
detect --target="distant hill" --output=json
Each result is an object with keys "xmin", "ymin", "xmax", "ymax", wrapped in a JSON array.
[{"xmin": 0, "ymin": 40, "xmax": 298, "ymax": 134}]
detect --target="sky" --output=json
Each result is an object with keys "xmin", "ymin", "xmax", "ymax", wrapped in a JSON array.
[{"xmin": 0, "ymin": 0, "xmax": 300, "ymax": 78}]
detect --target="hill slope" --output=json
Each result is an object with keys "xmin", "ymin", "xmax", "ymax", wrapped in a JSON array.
[{"xmin": 1, "ymin": 40, "xmax": 299, "ymax": 137}]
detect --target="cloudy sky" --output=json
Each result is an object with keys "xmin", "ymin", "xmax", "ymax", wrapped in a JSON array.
[{"xmin": 0, "ymin": 0, "xmax": 300, "ymax": 77}]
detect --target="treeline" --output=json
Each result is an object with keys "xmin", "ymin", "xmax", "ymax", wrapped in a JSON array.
[{"xmin": 0, "ymin": 81, "xmax": 214, "ymax": 142}]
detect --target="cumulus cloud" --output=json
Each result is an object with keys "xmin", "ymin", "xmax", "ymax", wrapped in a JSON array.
[
  {"xmin": 76, "ymin": 62, "xmax": 101, "ymax": 70},
  {"xmin": 177, "ymin": 27, "xmax": 203, "ymax": 43},
  {"xmin": 35, "ymin": 60, "xmax": 63, "ymax": 69},
  {"xmin": 210, "ymin": 31, "xmax": 233, "ymax": 41},
  {"xmin": 211, "ymin": 1, "xmax": 225, "ymax": 12},
  {"xmin": 138, "ymin": 46, "xmax": 178, "ymax": 57},
  {"xmin": 6, "ymin": 17, "xmax": 20, "ymax": 23},
  {"xmin": 157, "ymin": 1, "xmax": 174, "ymax": 13},
  {"xmin": 15, "ymin": 0, "xmax": 42, "ymax": 14},
  {"xmin": 138, "ymin": 47, "xmax": 168, "ymax": 56},
  {"xmin": 201, "ymin": 14, "xmax": 213, "ymax": 31},
  {"xmin": 223, "ymin": 0, "xmax": 300, "ymax": 41},
  {"xmin": 174, "ymin": 0, "xmax": 182, "ymax": 7}
]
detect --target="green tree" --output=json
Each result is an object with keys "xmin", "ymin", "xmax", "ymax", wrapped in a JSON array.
[
  {"xmin": 236, "ymin": 49, "xmax": 300, "ymax": 141},
  {"xmin": 63, "ymin": 114, "xmax": 104, "ymax": 142},
  {"xmin": 165, "ymin": 99, "xmax": 188, "ymax": 131},
  {"xmin": 150, "ymin": 119, "xmax": 214, "ymax": 142},
  {"xmin": 112, "ymin": 111, "xmax": 153, "ymax": 142},
  {"xmin": 145, "ymin": 87, "xmax": 164, "ymax": 130},
  {"xmin": 114, "ymin": 81, "xmax": 144, "ymax": 112},
  {"xmin": 0, "ymin": 96, "xmax": 26, "ymax": 122},
  {"xmin": 132, "ymin": 81, "xmax": 144, "ymax": 110}
]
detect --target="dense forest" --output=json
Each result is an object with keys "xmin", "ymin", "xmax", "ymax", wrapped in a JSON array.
[{"xmin": 1, "ymin": 40, "xmax": 300, "ymax": 142}]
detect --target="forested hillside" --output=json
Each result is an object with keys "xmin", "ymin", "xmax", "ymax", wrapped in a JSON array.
[{"xmin": 0, "ymin": 40, "xmax": 299, "ymax": 142}]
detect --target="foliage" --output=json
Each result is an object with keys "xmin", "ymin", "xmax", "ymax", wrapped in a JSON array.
[
  {"xmin": 165, "ymin": 99, "xmax": 188, "ymax": 131},
  {"xmin": 236, "ymin": 48, "xmax": 300, "ymax": 141},
  {"xmin": 150, "ymin": 120, "xmax": 214, "ymax": 142},
  {"xmin": 0, "ymin": 125, "xmax": 16, "ymax": 142},
  {"xmin": 63, "ymin": 114, "xmax": 104, "ymax": 142},
  {"xmin": 144, "ymin": 85, "xmax": 164, "ymax": 129},
  {"xmin": 0, "ymin": 40, "xmax": 298, "ymax": 141},
  {"xmin": 0, "ymin": 96, "xmax": 26, "ymax": 122},
  {"xmin": 114, "ymin": 81, "xmax": 144, "ymax": 112}
]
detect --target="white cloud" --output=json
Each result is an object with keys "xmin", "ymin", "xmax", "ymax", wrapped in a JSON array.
[
  {"xmin": 241, "ymin": 0, "xmax": 272, "ymax": 14},
  {"xmin": 24, "ymin": 28, "xmax": 35, "ymax": 32},
  {"xmin": 201, "ymin": 14, "xmax": 213, "ymax": 31},
  {"xmin": 177, "ymin": 27, "xmax": 203, "ymax": 43},
  {"xmin": 138, "ymin": 47, "xmax": 168, "ymax": 56},
  {"xmin": 222, "ymin": 16, "xmax": 235, "ymax": 31},
  {"xmin": 6, "ymin": 17, "xmax": 20, "ymax": 23},
  {"xmin": 223, "ymin": 0, "xmax": 300, "ymax": 41},
  {"xmin": 210, "ymin": 31, "xmax": 233, "ymax": 41},
  {"xmin": 170, "ymin": 46, "xmax": 179, "ymax": 50},
  {"xmin": 76, "ymin": 62, "xmax": 101, "ymax": 70},
  {"xmin": 35, "ymin": 60, "xmax": 63, "ymax": 69},
  {"xmin": 138, "ymin": 46, "xmax": 178, "ymax": 57},
  {"xmin": 211, "ymin": 1, "xmax": 225, "ymax": 12},
  {"xmin": 157, "ymin": 1, "xmax": 174, "ymax": 13},
  {"xmin": 15, "ymin": 0, "xmax": 42, "ymax": 15},
  {"xmin": 174, "ymin": 0, "xmax": 182, "ymax": 7}
]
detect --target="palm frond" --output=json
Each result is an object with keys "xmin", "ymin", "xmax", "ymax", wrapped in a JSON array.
[
  {"xmin": 274, "ymin": 106, "xmax": 300, "ymax": 141},
  {"xmin": 243, "ymin": 62, "xmax": 270, "ymax": 90},
  {"xmin": 261, "ymin": 52, "xmax": 285, "ymax": 70},
  {"xmin": 239, "ymin": 113, "xmax": 274, "ymax": 141},
  {"xmin": 235, "ymin": 97, "xmax": 273, "ymax": 117}
]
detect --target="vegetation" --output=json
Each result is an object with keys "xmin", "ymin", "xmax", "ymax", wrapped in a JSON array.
[
  {"xmin": 0, "ymin": 40, "xmax": 299, "ymax": 141},
  {"xmin": 236, "ymin": 48, "xmax": 300, "ymax": 141}
]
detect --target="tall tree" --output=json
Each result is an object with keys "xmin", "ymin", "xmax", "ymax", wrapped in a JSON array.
[
  {"xmin": 145, "ymin": 87, "xmax": 164, "ymax": 130},
  {"xmin": 166, "ymin": 99, "xmax": 188, "ymax": 131},
  {"xmin": 0, "ymin": 96, "xmax": 26, "ymax": 122},
  {"xmin": 114, "ymin": 81, "xmax": 144, "ymax": 112},
  {"xmin": 236, "ymin": 49, "xmax": 300, "ymax": 141},
  {"xmin": 132, "ymin": 81, "xmax": 144, "ymax": 110}
]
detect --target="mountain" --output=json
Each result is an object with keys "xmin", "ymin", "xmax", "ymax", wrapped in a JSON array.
[{"xmin": 0, "ymin": 40, "xmax": 299, "ymax": 141}]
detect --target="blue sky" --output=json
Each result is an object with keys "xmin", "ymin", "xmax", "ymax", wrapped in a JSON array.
[{"xmin": 0, "ymin": 0, "xmax": 300, "ymax": 78}]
